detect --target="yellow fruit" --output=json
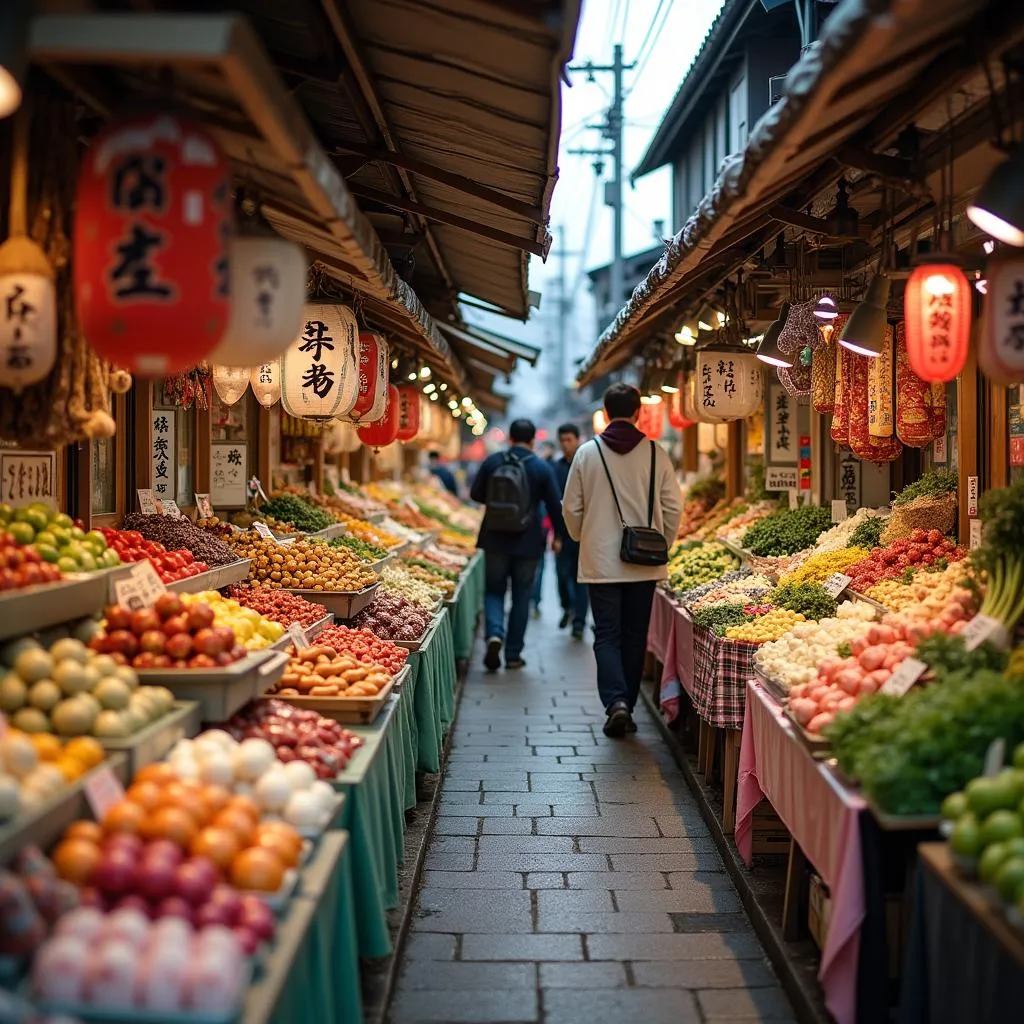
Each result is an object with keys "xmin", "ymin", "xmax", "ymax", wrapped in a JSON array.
[
  {"xmin": 63, "ymin": 736, "xmax": 104, "ymax": 769},
  {"xmin": 30, "ymin": 733, "xmax": 62, "ymax": 762},
  {"xmin": 55, "ymin": 756, "xmax": 85, "ymax": 782}
]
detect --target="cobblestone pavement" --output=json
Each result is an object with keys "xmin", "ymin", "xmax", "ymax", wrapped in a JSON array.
[{"xmin": 390, "ymin": 572, "xmax": 796, "ymax": 1024}]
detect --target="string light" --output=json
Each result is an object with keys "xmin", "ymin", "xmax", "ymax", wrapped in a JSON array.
[
  {"xmin": 423, "ymin": 383, "xmax": 436, "ymax": 394},
  {"xmin": 419, "ymin": 366, "xmax": 432, "ymax": 379},
  {"xmin": 439, "ymin": 382, "xmax": 448, "ymax": 391}
]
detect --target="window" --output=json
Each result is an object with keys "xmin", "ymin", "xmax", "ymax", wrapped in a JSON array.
[{"xmin": 729, "ymin": 74, "xmax": 748, "ymax": 155}]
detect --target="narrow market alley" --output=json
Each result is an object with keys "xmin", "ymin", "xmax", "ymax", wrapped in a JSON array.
[{"xmin": 389, "ymin": 594, "xmax": 797, "ymax": 1024}]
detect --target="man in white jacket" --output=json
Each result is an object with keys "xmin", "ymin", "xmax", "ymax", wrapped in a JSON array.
[{"xmin": 562, "ymin": 384, "xmax": 682, "ymax": 737}]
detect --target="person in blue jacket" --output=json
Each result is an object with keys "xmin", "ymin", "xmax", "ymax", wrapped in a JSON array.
[
  {"xmin": 470, "ymin": 419, "xmax": 565, "ymax": 672},
  {"xmin": 428, "ymin": 451, "xmax": 459, "ymax": 496},
  {"xmin": 552, "ymin": 422, "xmax": 589, "ymax": 639}
]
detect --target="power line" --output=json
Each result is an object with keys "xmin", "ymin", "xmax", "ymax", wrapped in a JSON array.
[
  {"xmin": 632, "ymin": 0, "xmax": 667, "ymax": 69},
  {"xmin": 619, "ymin": 0, "xmax": 632, "ymax": 43},
  {"xmin": 608, "ymin": 0, "xmax": 623, "ymax": 45},
  {"xmin": 631, "ymin": 0, "xmax": 676, "ymax": 85},
  {"xmin": 572, "ymin": 176, "xmax": 602, "ymax": 300}
]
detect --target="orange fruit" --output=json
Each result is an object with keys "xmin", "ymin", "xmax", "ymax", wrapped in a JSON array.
[
  {"xmin": 135, "ymin": 762, "xmax": 177, "ymax": 786},
  {"xmin": 126, "ymin": 780, "xmax": 163, "ymax": 812},
  {"xmin": 102, "ymin": 800, "xmax": 147, "ymax": 836},
  {"xmin": 63, "ymin": 736, "xmax": 104, "ymax": 769},
  {"xmin": 196, "ymin": 783, "xmax": 232, "ymax": 818},
  {"xmin": 212, "ymin": 807, "xmax": 256, "ymax": 848},
  {"xmin": 254, "ymin": 826, "xmax": 301, "ymax": 868},
  {"xmin": 190, "ymin": 826, "xmax": 241, "ymax": 871},
  {"xmin": 65, "ymin": 820, "xmax": 104, "ymax": 845},
  {"xmin": 229, "ymin": 847, "xmax": 285, "ymax": 892},
  {"xmin": 224, "ymin": 794, "xmax": 261, "ymax": 824},
  {"xmin": 30, "ymin": 733, "xmax": 62, "ymax": 762},
  {"xmin": 142, "ymin": 806, "xmax": 199, "ymax": 848},
  {"xmin": 52, "ymin": 837, "xmax": 101, "ymax": 886},
  {"xmin": 55, "ymin": 756, "xmax": 85, "ymax": 783}
]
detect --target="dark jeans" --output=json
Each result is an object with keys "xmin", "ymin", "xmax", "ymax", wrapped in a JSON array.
[
  {"xmin": 484, "ymin": 550, "xmax": 539, "ymax": 660},
  {"xmin": 555, "ymin": 541, "xmax": 588, "ymax": 631},
  {"xmin": 589, "ymin": 580, "xmax": 657, "ymax": 712},
  {"xmin": 531, "ymin": 551, "xmax": 545, "ymax": 607}
]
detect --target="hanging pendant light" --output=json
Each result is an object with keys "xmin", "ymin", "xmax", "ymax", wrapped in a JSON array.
[
  {"xmin": 839, "ymin": 274, "xmax": 890, "ymax": 357},
  {"xmin": 755, "ymin": 303, "xmax": 794, "ymax": 368},
  {"xmin": 967, "ymin": 149, "xmax": 1024, "ymax": 247},
  {"xmin": 813, "ymin": 295, "xmax": 838, "ymax": 322},
  {"xmin": 212, "ymin": 365, "xmax": 251, "ymax": 406},
  {"xmin": 903, "ymin": 258, "xmax": 971, "ymax": 381}
]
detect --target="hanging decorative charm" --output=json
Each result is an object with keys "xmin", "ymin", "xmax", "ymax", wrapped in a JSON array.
[
  {"xmin": 212, "ymin": 364, "xmax": 250, "ymax": 406},
  {"xmin": 777, "ymin": 346, "xmax": 812, "ymax": 398},
  {"xmin": 903, "ymin": 260, "xmax": 971, "ymax": 381},
  {"xmin": 395, "ymin": 383, "xmax": 421, "ymax": 442},
  {"xmin": 342, "ymin": 331, "xmax": 389, "ymax": 422},
  {"xmin": 73, "ymin": 113, "xmax": 232, "ymax": 375},
  {"xmin": 211, "ymin": 214, "xmax": 306, "ymax": 366},
  {"xmin": 638, "ymin": 397, "xmax": 663, "ymax": 439},
  {"xmin": 357, "ymin": 383, "xmax": 400, "ymax": 450},
  {"xmin": 250, "ymin": 361, "xmax": 282, "ymax": 408},
  {"xmin": 981, "ymin": 254, "xmax": 1024, "ymax": 382},
  {"xmin": 280, "ymin": 303, "xmax": 360, "ymax": 419}
]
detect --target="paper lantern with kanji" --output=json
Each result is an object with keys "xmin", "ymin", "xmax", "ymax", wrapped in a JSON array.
[
  {"xmin": 280, "ymin": 304, "xmax": 360, "ymax": 419},
  {"xmin": 0, "ymin": 272, "xmax": 57, "ymax": 390},
  {"xmin": 212, "ymin": 365, "xmax": 250, "ymax": 406},
  {"xmin": 693, "ymin": 348, "xmax": 761, "ymax": 422},
  {"xmin": 212, "ymin": 231, "xmax": 306, "ymax": 366},
  {"xmin": 357, "ymin": 383, "xmax": 399, "ymax": 450},
  {"xmin": 73, "ymin": 113, "xmax": 232, "ymax": 375},
  {"xmin": 342, "ymin": 331, "xmax": 389, "ymax": 422},
  {"xmin": 396, "ymin": 384, "xmax": 421, "ymax": 442},
  {"xmin": 250, "ymin": 361, "xmax": 281, "ymax": 408},
  {"xmin": 638, "ymin": 397, "xmax": 663, "ymax": 439},
  {"xmin": 903, "ymin": 261, "xmax": 971, "ymax": 382},
  {"xmin": 981, "ymin": 255, "xmax": 1024, "ymax": 383}
]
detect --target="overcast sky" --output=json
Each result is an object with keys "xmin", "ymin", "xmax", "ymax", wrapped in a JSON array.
[{"xmin": 464, "ymin": 0, "xmax": 725, "ymax": 423}]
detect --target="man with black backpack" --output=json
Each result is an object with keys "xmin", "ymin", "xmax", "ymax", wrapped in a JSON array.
[{"xmin": 470, "ymin": 418, "xmax": 565, "ymax": 672}]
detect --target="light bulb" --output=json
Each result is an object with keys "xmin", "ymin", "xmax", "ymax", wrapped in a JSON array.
[{"xmin": 419, "ymin": 366, "xmax": 431, "ymax": 379}]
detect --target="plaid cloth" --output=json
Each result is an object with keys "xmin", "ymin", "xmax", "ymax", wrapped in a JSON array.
[{"xmin": 691, "ymin": 624, "xmax": 759, "ymax": 729}]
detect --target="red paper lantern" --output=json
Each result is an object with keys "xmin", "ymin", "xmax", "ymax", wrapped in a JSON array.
[
  {"xmin": 667, "ymin": 383, "xmax": 695, "ymax": 430},
  {"xmin": 395, "ymin": 383, "xmax": 421, "ymax": 442},
  {"xmin": 903, "ymin": 261, "xmax": 971, "ymax": 382},
  {"xmin": 357, "ymin": 383, "xmax": 399, "ymax": 449},
  {"xmin": 74, "ymin": 113, "xmax": 232, "ymax": 375},
  {"xmin": 345, "ymin": 331, "xmax": 389, "ymax": 422},
  {"xmin": 638, "ymin": 398, "xmax": 663, "ymax": 439}
]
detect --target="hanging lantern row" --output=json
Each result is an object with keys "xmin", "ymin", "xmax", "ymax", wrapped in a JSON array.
[{"xmin": 688, "ymin": 347, "xmax": 763, "ymax": 423}]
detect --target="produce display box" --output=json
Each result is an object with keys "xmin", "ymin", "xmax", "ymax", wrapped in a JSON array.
[
  {"xmin": 281, "ymin": 582, "xmax": 380, "ymax": 621},
  {"xmin": 165, "ymin": 558, "xmax": 252, "ymax": 595},
  {"xmin": 135, "ymin": 649, "xmax": 289, "ymax": 721},
  {"xmin": 365, "ymin": 511, "xmax": 387, "ymax": 524},
  {"xmin": 753, "ymin": 666, "xmax": 790, "ymax": 704},
  {"xmin": 395, "ymin": 608, "xmax": 445, "ymax": 652},
  {"xmin": 264, "ymin": 669, "xmax": 401, "ymax": 725},
  {"xmin": 364, "ymin": 552, "xmax": 394, "ymax": 572},
  {"xmin": 0, "ymin": 574, "xmax": 117, "ymax": 642},
  {"xmin": 303, "ymin": 523, "xmax": 347, "ymax": 541},
  {"xmin": 865, "ymin": 797, "xmax": 941, "ymax": 832},
  {"xmin": 444, "ymin": 572, "xmax": 466, "ymax": 608},
  {"xmin": 0, "ymin": 754, "xmax": 130, "ymax": 866},
  {"xmin": 783, "ymin": 708, "xmax": 831, "ymax": 759},
  {"xmin": 268, "ymin": 613, "xmax": 334, "ymax": 651},
  {"xmin": 97, "ymin": 700, "xmax": 202, "ymax": 775}
]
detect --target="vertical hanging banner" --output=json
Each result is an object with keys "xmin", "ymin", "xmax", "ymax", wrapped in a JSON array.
[
  {"xmin": 0, "ymin": 450, "xmax": 56, "ymax": 509},
  {"xmin": 967, "ymin": 475, "xmax": 979, "ymax": 518},
  {"xmin": 838, "ymin": 448, "xmax": 861, "ymax": 508},
  {"xmin": 1010, "ymin": 402, "xmax": 1024, "ymax": 467},
  {"xmin": 766, "ymin": 381, "xmax": 796, "ymax": 463},
  {"xmin": 211, "ymin": 442, "xmax": 248, "ymax": 506},
  {"xmin": 151, "ymin": 412, "xmax": 175, "ymax": 501}
]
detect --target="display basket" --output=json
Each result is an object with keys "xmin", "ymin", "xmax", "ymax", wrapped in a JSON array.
[
  {"xmin": 881, "ymin": 492, "xmax": 957, "ymax": 543},
  {"xmin": 134, "ymin": 649, "xmax": 288, "ymax": 721},
  {"xmin": 97, "ymin": 701, "xmax": 202, "ymax": 775},
  {"xmin": 165, "ymin": 558, "xmax": 252, "ymax": 595},
  {"xmin": 264, "ymin": 667, "xmax": 402, "ymax": 725},
  {"xmin": 0, "ymin": 574, "xmax": 118, "ymax": 642},
  {"xmin": 282, "ymin": 582, "xmax": 380, "ymax": 620}
]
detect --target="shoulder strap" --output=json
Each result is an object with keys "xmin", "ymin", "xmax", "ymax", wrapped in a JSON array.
[
  {"xmin": 647, "ymin": 440, "xmax": 656, "ymax": 528},
  {"xmin": 593, "ymin": 438, "xmax": 626, "ymax": 528}
]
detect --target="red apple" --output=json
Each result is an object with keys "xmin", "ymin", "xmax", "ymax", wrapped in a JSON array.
[
  {"xmin": 187, "ymin": 653, "xmax": 217, "ymax": 669},
  {"xmin": 104, "ymin": 605, "xmax": 133, "ymax": 631},
  {"xmin": 162, "ymin": 613, "xmax": 189, "ymax": 636},
  {"xmin": 186, "ymin": 604, "xmax": 215, "ymax": 631},
  {"xmin": 130, "ymin": 608, "xmax": 161, "ymax": 636},
  {"xmin": 154, "ymin": 593, "xmax": 184, "ymax": 621},
  {"xmin": 139, "ymin": 629, "xmax": 167, "ymax": 655},
  {"xmin": 192, "ymin": 628, "xmax": 226, "ymax": 657},
  {"xmin": 164, "ymin": 633, "xmax": 193, "ymax": 660},
  {"xmin": 107, "ymin": 630, "xmax": 139, "ymax": 658}
]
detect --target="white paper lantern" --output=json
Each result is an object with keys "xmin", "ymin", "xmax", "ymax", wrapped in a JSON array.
[
  {"xmin": 212, "ymin": 233, "xmax": 307, "ymax": 366},
  {"xmin": 281, "ymin": 304, "xmax": 359, "ymax": 420},
  {"xmin": 693, "ymin": 348, "xmax": 762, "ymax": 422},
  {"xmin": 688, "ymin": 370, "xmax": 726, "ymax": 424},
  {"xmin": 0, "ymin": 273, "xmax": 57, "ymax": 391},
  {"xmin": 213, "ymin": 364, "xmax": 250, "ymax": 406},
  {"xmin": 250, "ymin": 361, "xmax": 281, "ymax": 407}
]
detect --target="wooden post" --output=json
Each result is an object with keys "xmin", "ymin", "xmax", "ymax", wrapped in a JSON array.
[
  {"xmin": 313, "ymin": 436, "xmax": 325, "ymax": 493},
  {"xmin": 725, "ymin": 422, "xmax": 743, "ymax": 500},
  {"xmin": 194, "ymin": 407, "xmax": 211, "ymax": 506},
  {"xmin": 258, "ymin": 407, "xmax": 272, "ymax": 488},
  {"xmin": 682, "ymin": 426, "xmax": 699, "ymax": 473},
  {"xmin": 956, "ymin": 342, "xmax": 978, "ymax": 546},
  {"xmin": 988, "ymin": 381, "xmax": 1008, "ymax": 492}
]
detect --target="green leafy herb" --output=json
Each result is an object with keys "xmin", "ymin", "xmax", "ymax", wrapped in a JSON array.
[
  {"xmin": 769, "ymin": 582, "xmax": 837, "ymax": 620},
  {"xmin": 691, "ymin": 602, "xmax": 753, "ymax": 636},
  {"xmin": 892, "ymin": 469, "xmax": 957, "ymax": 507},
  {"xmin": 740, "ymin": 505, "xmax": 833, "ymax": 557},
  {"xmin": 849, "ymin": 516, "xmax": 886, "ymax": 550}
]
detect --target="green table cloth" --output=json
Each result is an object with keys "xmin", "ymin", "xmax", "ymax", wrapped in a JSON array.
[
  {"xmin": 449, "ymin": 553, "xmax": 484, "ymax": 662},
  {"xmin": 298, "ymin": 830, "xmax": 363, "ymax": 1024},
  {"xmin": 406, "ymin": 609, "xmax": 454, "ymax": 773},
  {"xmin": 332, "ymin": 694, "xmax": 414, "ymax": 958}
]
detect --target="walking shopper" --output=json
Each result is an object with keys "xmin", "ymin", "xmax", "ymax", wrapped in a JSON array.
[
  {"xmin": 553, "ymin": 423, "xmax": 588, "ymax": 639},
  {"xmin": 529, "ymin": 441, "xmax": 557, "ymax": 618},
  {"xmin": 470, "ymin": 419, "xmax": 565, "ymax": 672},
  {"xmin": 562, "ymin": 385, "xmax": 682, "ymax": 736},
  {"xmin": 428, "ymin": 450, "xmax": 459, "ymax": 497}
]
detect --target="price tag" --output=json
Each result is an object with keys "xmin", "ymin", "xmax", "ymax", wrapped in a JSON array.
[
  {"xmin": 969, "ymin": 519, "xmax": 983, "ymax": 550},
  {"xmin": 159, "ymin": 498, "xmax": 182, "ymax": 518},
  {"xmin": 962, "ymin": 613, "xmax": 1010, "ymax": 652},
  {"xmin": 831, "ymin": 500, "xmax": 848, "ymax": 523},
  {"xmin": 137, "ymin": 488, "xmax": 158, "ymax": 515},
  {"xmin": 252, "ymin": 522, "xmax": 274, "ymax": 540},
  {"xmin": 84, "ymin": 764, "xmax": 126, "ymax": 819},
  {"xmin": 287, "ymin": 622, "xmax": 308, "ymax": 651},
  {"xmin": 788, "ymin": 489, "xmax": 799, "ymax": 510},
  {"xmin": 195, "ymin": 493, "xmax": 214, "ymax": 519},
  {"xmin": 967, "ymin": 475, "xmax": 979, "ymax": 518},
  {"xmin": 881, "ymin": 657, "xmax": 926, "ymax": 697},
  {"xmin": 822, "ymin": 572, "xmax": 852, "ymax": 599},
  {"xmin": 114, "ymin": 560, "xmax": 167, "ymax": 609},
  {"xmin": 984, "ymin": 738, "xmax": 1007, "ymax": 777}
]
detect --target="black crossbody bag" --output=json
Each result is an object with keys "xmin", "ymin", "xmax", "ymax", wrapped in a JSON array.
[{"xmin": 593, "ymin": 438, "xmax": 669, "ymax": 566}]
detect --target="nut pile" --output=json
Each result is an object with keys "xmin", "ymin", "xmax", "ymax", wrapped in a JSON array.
[
  {"xmin": 271, "ymin": 645, "xmax": 393, "ymax": 698},
  {"xmin": 351, "ymin": 592, "xmax": 432, "ymax": 642},
  {"xmin": 227, "ymin": 535, "xmax": 376, "ymax": 592},
  {"xmin": 121, "ymin": 515, "xmax": 239, "ymax": 567},
  {"xmin": 380, "ymin": 563, "xmax": 443, "ymax": 609}
]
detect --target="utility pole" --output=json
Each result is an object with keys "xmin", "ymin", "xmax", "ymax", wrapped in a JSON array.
[
  {"xmin": 567, "ymin": 46, "xmax": 634, "ymax": 331},
  {"xmin": 547, "ymin": 226, "xmax": 579, "ymax": 412}
]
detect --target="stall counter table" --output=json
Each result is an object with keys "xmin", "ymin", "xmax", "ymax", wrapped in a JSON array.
[
  {"xmin": 332, "ymin": 692, "xmax": 416, "ymax": 958},
  {"xmin": 406, "ymin": 607, "xmax": 458, "ymax": 773},
  {"xmin": 449, "ymin": 552, "xmax": 484, "ymax": 662}
]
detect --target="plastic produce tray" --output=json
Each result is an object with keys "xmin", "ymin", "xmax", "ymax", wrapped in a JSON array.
[
  {"xmin": 97, "ymin": 701, "xmax": 202, "ymax": 775},
  {"xmin": 303, "ymin": 523, "xmax": 347, "ymax": 541},
  {"xmin": 0, "ymin": 574, "xmax": 116, "ymax": 642},
  {"xmin": 265, "ymin": 669, "xmax": 401, "ymax": 725},
  {"xmin": 281, "ymin": 582, "xmax": 380, "ymax": 621},
  {"xmin": 165, "ymin": 558, "xmax": 252, "ymax": 595}
]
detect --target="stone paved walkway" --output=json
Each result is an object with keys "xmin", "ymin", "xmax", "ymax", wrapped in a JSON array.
[{"xmin": 389, "ymin": 574, "xmax": 796, "ymax": 1024}]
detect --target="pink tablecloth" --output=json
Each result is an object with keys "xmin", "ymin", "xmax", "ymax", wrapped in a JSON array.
[
  {"xmin": 646, "ymin": 590, "xmax": 696, "ymax": 717},
  {"xmin": 735, "ymin": 680, "xmax": 867, "ymax": 1024}
]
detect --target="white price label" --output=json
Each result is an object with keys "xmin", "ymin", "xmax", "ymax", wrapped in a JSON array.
[
  {"xmin": 159, "ymin": 498, "xmax": 182, "ymax": 518},
  {"xmin": 84, "ymin": 765, "xmax": 126, "ymax": 819},
  {"xmin": 962, "ymin": 614, "xmax": 1010, "ymax": 652},
  {"xmin": 113, "ymin": 560, "xmax": 167, "ymax": 610},
  {"xmin": 822, "ymin": 572, "xmax": 852, "ymax": 599},
  {"xmin": 137, "ymin": 488, "xmax": 158, "ymax": 515},
  {"xmin": 969, "ymin": 519, "xmax": 983, "ymax": 550},
  {"xmin": 984, "ymin": 738, "xmax": 1006, "ymax": 778},
  {"xmin": 253, "ymin": 522, "xmax": 274, "ymax": 540},
  {"xmin": 287, "ymin": 622, "xmax": 308, "ymax": 651},
  {"xmin": 194, "ymin": 493, "xmax": 214, "ymax": 519},
  {"xmin": 765, "ymin": 466, "xmax": 799, "ymax": 491},
  {"xmin": 788, "ymin": 488, "xmax": 799, "ymax": 510},
  {"xmin": 967, "ymin": 476, "xmax": 979, "ymax": 518},
  {"xmin": 881, "ymin": 657, "xmax": 926, "ymax": 697},
  {"xmin": 831, "ymin": 500, "xmax": 848, "ymax": 523}
]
